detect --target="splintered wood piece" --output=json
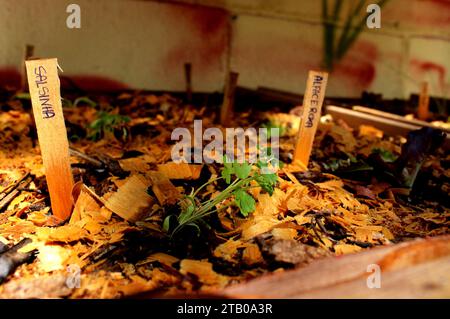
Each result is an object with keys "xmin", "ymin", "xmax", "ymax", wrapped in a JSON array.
[
  {"xmin": 70, "ymin": 184, "xmax": 102, "ymax": 224},
  {"xmin": 184, "ymin": 63, "xmax": 192, "ymax": 102},
  {"xmin": 26, "ymin": 58, "xmax": 74, "ymax": 220},
  {"xmin": 148, "ymin": 171, "xmax": 181, "ymax": 206},
  {"xmin": 220, "ymin": 71, "xmax": 239, "ymax": 125},
  {"xmin": 157, "ymin": 162, "xmax": 203, "ymax": 180},
  {"xmin": 21, "ymin": 44, "xmax": 35, "ymax": 91},
  {"xmin": 104, "ymin": 175, "xmax": 154, "ymax": 222},
  {"xmin": 224, "ymin": 235, "xmax": 450, "ymax": 298},
  {"xmin": 293, "ymin": 70, "xmax": 328, "ymax": 167},
  {"xmin": 418, "ymin": 82, "xmax": 429, "ymax": 120}
]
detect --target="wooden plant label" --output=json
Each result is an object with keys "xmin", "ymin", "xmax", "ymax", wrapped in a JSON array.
[
  {"xmin": 220, "ymin": 71, "xmax": 239, "ymax": 125},
  {"xmin": 418, "ymin": 82, "xmax": 429, "ymax": 121},
  {"xmin": 25, "ymin": 58, "xmax": 74, "ymax": 220},
  {"xmin": 293, "ymin": 70, "xmax": 329, "ymax": 167}
]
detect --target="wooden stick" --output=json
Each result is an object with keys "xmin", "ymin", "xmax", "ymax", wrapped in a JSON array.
[
  {"xmin": 184, "ymin": 63, "xmax": 192, "ymax": 103},
  {"xmin": 20, "ymin": 44, "xmax": 35, "ymax": 91},
  {"xmin": 353, "ymin": 105, "xmax": 450, "ymax": 133},
  {"xmin": 293, "ymin": 70, "xmax": 329, "ymax": 167},
  {"xmin": 418, "ymin": 81, "xmax": 430, "ymax": 121},
  {"xmin": 326, "ymin": 105, "xmax": 450, "ymax": 150},
  {"xmin": 220, "ymin": 71, "xmax": 239, "ymax": 125},
  {"xmin": 25, "ymin": 58, "xmax": 74, "ymax": 221}
]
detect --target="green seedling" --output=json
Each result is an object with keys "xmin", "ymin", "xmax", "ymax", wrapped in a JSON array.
[
  {"xmin": 163, "ymin": 158, "xmax": 278, "ymax": 238},
  {"xmin": 88, "ymin": 111, "xmax": 130, "ymax": 141}
]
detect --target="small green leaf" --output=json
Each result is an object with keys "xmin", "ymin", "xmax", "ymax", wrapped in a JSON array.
[
  {"xmin": 234, "ymin": 189, "xmax": 256, "ymax": 217},
  {"xmin": 221, "ymin": 156, "xmax": 234, "ymax": 184},
  {"xmin": 163, "ymin": 215, "xmax": 174, "ymax": 232},
  {"xmin": 73, "ymin": 96, "xmax": 97, "ymax": 107},
  {"xmin": 178, "ymin": 203, "xmax": 194, "ymax": 224},
  {"xmin": 257, "ymin": 160, "xmax": 267, "ymax": 169},
  {"xmin": 255, "ymin": 173, "xmax": 277, "ymax": 195},
  {"xmin": 372, "ymin": 148, "xmax": 397, "ymax": 163},
  {"xmin": 61, "ymin": 98, "xmax": 73, "ymax": 108},
  {"xmin": 88, "ymin": 111, "xmax": 130, "ymax": 141},
  {"xmin": 233, "ymin": 162, "xmax": 252, "ymax": 179},
  {"xmin": 14, "ymin": 93, "xmax": 31, "ymax": 100}
]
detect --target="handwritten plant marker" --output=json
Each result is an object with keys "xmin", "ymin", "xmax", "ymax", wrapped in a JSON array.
[
  {"xmin": 220, "ymin": 71, "xmax": 239, "ymax": 126},
  {"xmin": 293, "ymin": 70, "xmax": 329, "ymax": 168},
  {"xmin": 25, "ymin": 58, "xmax": 74, "ymax": 221},
  {"xmin": 418, "ymin": 81, "xmax": 429, "ymax": 121}
]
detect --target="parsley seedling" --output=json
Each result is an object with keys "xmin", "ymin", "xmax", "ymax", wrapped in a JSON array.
[
  {"xmin": 163, "ymin": 158, "xmax": 278, "ymax": 238},
  {"xmin": 88, "ymin": 111, "xmax": 130, "ymax": 141}
]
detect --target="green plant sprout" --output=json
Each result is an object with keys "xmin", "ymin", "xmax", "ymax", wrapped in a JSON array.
[
  {"xmin": 14, "ymin": 92, "xmax": 31, "ymax": 100},
  {"xmin": 88, "ymin": 111, "xmax": 130, "ymax": 141},
  {"xmin": 371, "ymin": 148, "xmax": 397, "ymax": 162},
  {"xmin": 62, "ymin": 96, "xmax": 97, "ymax": 108},
  {"xmin": 163, "ymin": 158, "xmax": 278, "ymax": 238}
]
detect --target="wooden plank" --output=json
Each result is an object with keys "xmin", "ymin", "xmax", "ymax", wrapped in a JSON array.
[
  {"xmin": 293, "ymin": 70, "xmax": 328, "ymax": 167},
  {"xmin": 326, "ymin": 105, "xmax": 450, "ymax": 149},
  {"xmin": 220, "ymin": 72, "xmax": 239, "ymax": 125},
  {"xmin": 223, "ymin": 235, "xmax": 450, "ymax": 298},
  {"xmin": 294, "ymin": 256, "xmax": 450, "ymax": 298},
  {"xmin": 25, "ymin": 58, "xmax": 74, "ymax": 220},
  {"xmin": 353, "ymin": 105, "xmax": 450, "ymax": 133}
]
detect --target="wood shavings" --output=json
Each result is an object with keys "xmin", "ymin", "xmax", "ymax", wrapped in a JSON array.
[
  {"xmin": 157, "ymin": 162, "xmax": 203, "ymax": 180},
  {"xmin": 70, "ymin": 187, "xmax": 101, "ymax": 224},
  {"xmin": 359, "ymin": 124, "xmax": 383, "ymax": 139},
  {"xmin": 242, "ymin": 243, "xmax": 264, "ymax": 266},
  {"xmin": 104, "ymin": 175, "xmax": 154, "ymax": 222},
  {"xmin": 35, "ymin": 225, "xmax": 88, "ymax": 243},
  {"xmin": 179, "ymin": 259, "xmax": 229, "ymax": 287},
  {"xmin": 36, "ymin": 245, "xmax": 71, "ymax": 272},
  {"xmin": 271, "ymin": 228, "xmax": 297, "ymax": 240},
  {"xmin": 213, "ymin": 239, "xmax": 244, "ymax": 264},
  {"xmin": 334, "ymin": 244, "xmax": 362, "ymax": 255},
  {"xmin": 147, "ymin": 171, "xmax": 181, "ymax": 206},
  {"xmin": 0, "ymin": 89, "xmax": 448, "ymax": 298},
  {"xmin": 0, "ymin": 274, "xmax": 73, "ymax": 299},
  {"xmin": 138, "ymin": 252, "xmax": 179, "ymax": 267},
  {"xmin": 256, "ymin": 234, "xmax": 331, "ymax": 266}
]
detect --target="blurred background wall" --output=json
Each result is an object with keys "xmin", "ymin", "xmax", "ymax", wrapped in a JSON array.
[{"xmin": 0, "ymin": 0, "xmax": 449, "ymax": 99}]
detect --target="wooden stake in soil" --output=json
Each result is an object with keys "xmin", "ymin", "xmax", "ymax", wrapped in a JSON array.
[
  {"xmin": 25, "ymin": 58, "xmax": 74, "ymax": 220},
  {"xmin": 184, "ymin": 63, "xmax": 192, "ymax": 103},
  {"xmin": 220, "ymin": 71, "xmax": 239, "ymax": 126},
  {"xmin": 20, "ymin": 44, "xmax": 35, "ymax": 91},
  {"xmin": 293, "ymin": 70, "xmax": 329, "ymax": 167},
  {"xmin": 418, "ymin": 82, "xmax": 429, "ymax": 121}
]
